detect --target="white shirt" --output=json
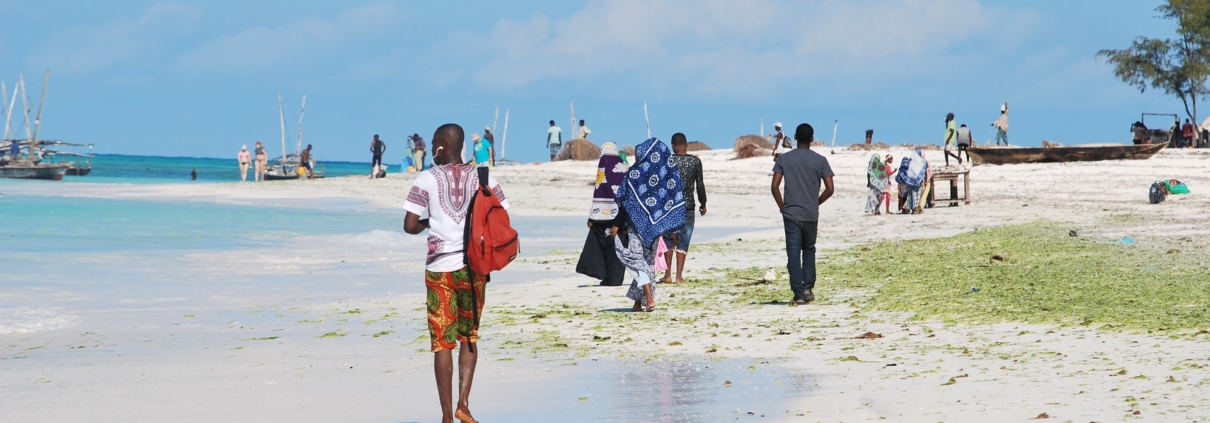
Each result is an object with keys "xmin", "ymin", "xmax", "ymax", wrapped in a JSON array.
[
  {"xmin": 404, "ymin": 164, "xmax": 510, "ymax": 272},
  {"xmin": 771, "ymin": 130, "xmax": 790, "ymax": 155},
  {"xmin": 548, "ymin": 126, "xmax": 562, "ymax": 145},
  {"xmin": 578, "ymin": 125, "xmax": 591, "ymax": 139}
]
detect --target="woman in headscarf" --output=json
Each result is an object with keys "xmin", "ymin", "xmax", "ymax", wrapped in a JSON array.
[
  {"xmin": 575, "ymin": 143, "xmax": 629, "ymax": 286},
  {"xmin": 612, "ymin": 137, "xmax": 686, "ymax": 311},
  {"xmin": 896, "ymin": 149, "xmax": 929, "ymax": 214},
  {"xmin": 864, "ymin": 154, "xmax": 889, "ymax": 215}
]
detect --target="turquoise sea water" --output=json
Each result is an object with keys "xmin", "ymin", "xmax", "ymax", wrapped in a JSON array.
[{"xmin": 70, "ymin": 154, "xmax": 394, "ymax": 184}]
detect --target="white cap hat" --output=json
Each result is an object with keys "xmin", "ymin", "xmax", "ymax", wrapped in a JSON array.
[
  {"xmin": 485, "ymin": 126, "xmax": 491, "ymax": 131},
  {"xmin": 773, "ymin": 122, "xmax": 782, "ymax": 128},
  {"xmin": 471, "ymin": 133, "xmax": 481, "ymax": 141}
]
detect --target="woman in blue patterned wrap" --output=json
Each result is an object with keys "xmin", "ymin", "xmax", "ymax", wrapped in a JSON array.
[{"xmin": 611, "ymin": 137, "xmax": 685, "ymax": 311}]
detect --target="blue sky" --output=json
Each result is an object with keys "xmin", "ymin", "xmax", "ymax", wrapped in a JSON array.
[{"xmin": 0, "ymin": 0, "xmax": 1188, "ymax": 163}]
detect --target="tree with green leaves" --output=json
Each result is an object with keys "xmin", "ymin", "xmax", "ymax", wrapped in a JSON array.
[{"xmin": 1098, "ymin": 0, "xmax": 1210, "ymax": 143}]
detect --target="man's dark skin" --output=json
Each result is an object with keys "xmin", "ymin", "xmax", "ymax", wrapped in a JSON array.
[
  {"xmin": 402, "ymin": 124, "xmax": 479, "ymax": 423},
  {"xmin": 299, "ymin": 145, "xmax": 313, "ymax": 178},
  {"xmin": 770, "ymin": 133, "xmax": 835, "ymax": 212}
]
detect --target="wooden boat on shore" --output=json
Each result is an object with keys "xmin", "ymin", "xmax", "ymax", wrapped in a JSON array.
[
  {"xmin": 0, "ymin": 161, "xmax": 69, "ymax": 180},
  {"xmin": 968, "ymin": 143, "xmax": 1167, "ymax": 165}
]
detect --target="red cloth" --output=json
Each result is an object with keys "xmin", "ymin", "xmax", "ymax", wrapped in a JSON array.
[{"xmin": 1182, "ymin": 123, "xmax": 1194, "ymax": 137}]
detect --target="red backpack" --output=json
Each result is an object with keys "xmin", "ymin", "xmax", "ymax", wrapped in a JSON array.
[{"xmin": 464, "ymin": 167, "xmax": 519, "ymax": 275}]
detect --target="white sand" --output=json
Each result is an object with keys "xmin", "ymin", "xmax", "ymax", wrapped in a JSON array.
[{"xmin": 5, "ymin": 147, "xmax": 1210, "ymax": 422}]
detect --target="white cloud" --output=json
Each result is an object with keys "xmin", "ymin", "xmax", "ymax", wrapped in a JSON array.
[
  {"xmin": 459, "ymin": 0, "xmax": 1033, "ymax": 99},
  {"xmin": 172, "ymin": 2, "xmax": 406, "ymax": 74},
  {"xmin": 24, "ymin": 2, "xmax": 202, "ymax": 75}
]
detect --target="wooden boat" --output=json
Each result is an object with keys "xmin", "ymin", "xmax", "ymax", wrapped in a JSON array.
[
  {"xmin": 0, "ymin": 162, "xmax": 69, "ymax": 180},
  {"xmin": 968, "ymin": 143, "xmax": 1167, "ymax": 165}
]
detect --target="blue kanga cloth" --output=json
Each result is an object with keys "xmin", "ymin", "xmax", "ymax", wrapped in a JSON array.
[{"xmin": 616, "ymin": 137, "xmax": 686, "ymax": 249}]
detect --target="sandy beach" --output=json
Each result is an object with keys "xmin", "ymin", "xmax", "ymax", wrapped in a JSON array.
[{"xmin": 4, "ymin": 146, "xmax": 1210, "ymax": 422}]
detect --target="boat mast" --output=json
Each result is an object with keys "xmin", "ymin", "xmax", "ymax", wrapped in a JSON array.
[
  {"xmin": 294, "ymin": 95, "xmax": 306, "ymax": 155},
  {"xmin": 20, "ymin": 75, "xmax": 33, "ymax": 156},
  {"xmin": 3, "ymin": 80, "xmax": 17, "ymax": 141},
  {"xmin": 31, "ymin": 70, "xmax": 50, "ymax": 149},
  {"xmin": 278, "ymin": 95, "xmax": 287, "ymax": 164},
  {"xmin": 0, "ymin": 81, "xmax": 6, "ymax": 141}
]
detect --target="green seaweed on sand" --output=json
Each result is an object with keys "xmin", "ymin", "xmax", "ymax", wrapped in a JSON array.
[
  {"xmin": 371, "ymin": 331, "xmax": 394, "ymax": 338},
  {"xmin": 821, "ymin": 222, "xmax": 1210, "ymax": 332},
  {"xmin": 320, "ymin": 331, "xmax": 347, "ymax": 338},
  {"xmin": 241, "ymin": 336, "xmax": 279, "ymax": 341}
]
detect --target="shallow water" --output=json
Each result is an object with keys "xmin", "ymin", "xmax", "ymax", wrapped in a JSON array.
[{"xmin": 472, "ymin": 357, "xmax": 814, "ymax": 422}]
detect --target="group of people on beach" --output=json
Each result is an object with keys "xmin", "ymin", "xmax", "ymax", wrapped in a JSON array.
[
  {"xmin": 573, "ymin": 133, "xmax": 707, "ymax": 311},
  {"xmin": 401, "ymin": 120, "xmax": 839, "ymax": 422}
]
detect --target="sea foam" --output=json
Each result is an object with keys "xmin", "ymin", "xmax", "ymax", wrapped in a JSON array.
[{"xmin": 0, "ymin": 308, "xmax": 80, "ymax": 334}]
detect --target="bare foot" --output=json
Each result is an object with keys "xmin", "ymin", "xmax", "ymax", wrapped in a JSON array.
[
  {"xmin": 675, "ymin": 278, "xmax": 685, "ymax": 284},
  {"xmin": 455, "ymin": 407, "xmax": 478, "ymax": 423},
  {"xmin": 632, "ymin": 301, "xmax": 643, "ymax": 312}
]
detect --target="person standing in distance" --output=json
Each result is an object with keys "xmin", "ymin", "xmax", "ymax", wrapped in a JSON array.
[
  {"xmin": 770, "ymin": 123, "xmax": 834, "ymax": 305},
  {"xmin": 547, "ymin": 120, "xmax": 562, "ymax": 161},
  {"xmin": 991, "ymin": 103, "xmax": 1009, "ymax": 146},
  {"xmin": 770, "ymin": 122, "xmax": 791, "ymax": 160},
  {"xmin": 483, "ymin": 126, "xmax": 495, "ymax": 166},
  {"xmin": 370, "ymin": 134, "xmax": 386, "ymax": 179},
  {"xmin": 404, "ymin": 123, "xmax": 509, "ymax": 423},
  {"xmin": 578, "ymin": 119, "xmax": 591, "ymax": 140}
]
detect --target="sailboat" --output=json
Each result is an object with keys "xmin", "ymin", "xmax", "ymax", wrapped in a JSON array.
[
  {"xmin": 0, "ymin": 70, "xmax": 70, "ymax": 181},
  {"xmin": 263, "ymin": 95, "xmax": 323, "ymax": 180}
]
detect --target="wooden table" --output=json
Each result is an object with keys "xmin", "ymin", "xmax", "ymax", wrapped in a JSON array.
[{"xmin": 929, "ymin": 168, "xmax": 970, "ymax": 206}]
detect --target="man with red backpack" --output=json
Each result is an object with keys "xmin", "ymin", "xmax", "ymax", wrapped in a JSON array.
[{"xmin": 404, "ymin": 123, "xmax": 511, "ymax": 423}]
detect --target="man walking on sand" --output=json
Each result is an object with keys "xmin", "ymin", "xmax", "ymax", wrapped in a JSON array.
[
  {"xmin": 992, "ymin": 103, "xmax": 1009, "ymax": 146},
  {"xmin": 404, "ymin": 123, "xmax": 509, "ymax": 423},
  {"xmin": 771, "ymin": 123, "xmax": 834, "ymax": 306},
  {"xmin": 770, "ymin": 122, "xmax": 791, "ymax": 159},
  {"xmin": 547, "ymin": 120, "xmax": 562, "ymax": 161},
  {"xmin": 661, "ymin": 133, "xmax": 707, "ymax": 284},
  {"xmin": 943, "ymin": 113, "xmax": 960, "ymax": 166}
]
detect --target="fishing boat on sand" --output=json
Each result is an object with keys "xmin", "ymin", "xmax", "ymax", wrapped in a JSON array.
[
  {"xmin": 967, "ymin": 142, "xmax": 1167, "ymax": 165},
  {"xmin": 263, "ymin": 95, "xmax": 323, "ymax": 180}
]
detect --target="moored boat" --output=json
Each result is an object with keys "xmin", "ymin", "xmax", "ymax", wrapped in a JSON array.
[
  {"xmin": 968, "ymin": 143, "xmax": 1167, "ymax": 165},
  {"xmin": 0, "ymin": 161, "xmax": 69, "ymax": 180}
]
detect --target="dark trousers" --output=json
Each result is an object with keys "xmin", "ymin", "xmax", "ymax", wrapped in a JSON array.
[
  {"xmin": 371, "ymin": 154, "xmax": 383, "ymax": 168},
  {"xmin": 783, "ymin": 218, "xmax": 818, "ymax": 296}
]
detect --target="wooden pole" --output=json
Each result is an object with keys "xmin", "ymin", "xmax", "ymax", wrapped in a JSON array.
[
  {"xmin": 831, "ymin": 120, "xmax": 838, "ymax": 147},
  {"xmin": 643, "ymin": 102, "xmax": 651, "ymax": 139},
  {"xmin": 760, "ymin": 118, "xmax": 764, "ymax": 137},
  {"xmin": 31, "ymin": 69, "xmax": 49, "ymax": 149},
  {"xmin": 501, "ymin": 109, "xmax": 509, "ymax": 159},
  {"xmin": 570, "ymin": 101, "xmax": 576, "ymax": 140},
  {"xmin": 492, "ymin": 106, "xmax": 499, "ymax": 134}
]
